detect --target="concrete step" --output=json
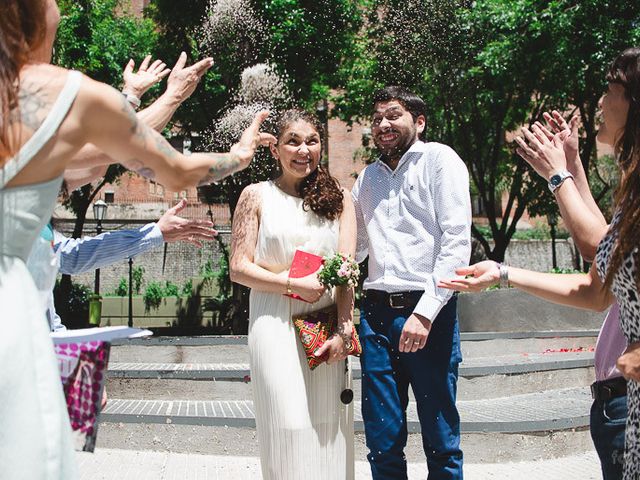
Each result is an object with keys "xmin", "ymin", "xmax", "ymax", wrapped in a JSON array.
[
  {"xmin": 108, "ymin": 351, "xmax": 595, "ymax": 380},
  {"xmin": 101, "ymin": 386, "xmax": 591, "ymax": 434},
  {"xmin": 109, "ymin": 331, "xmax": 598, "ymax": 363},
  {"xmin": 106, "ymin": 351, "xmax": 595, "ymax": 400}
]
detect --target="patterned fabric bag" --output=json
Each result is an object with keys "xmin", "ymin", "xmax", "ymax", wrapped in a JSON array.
[
  {"xmin": 292, "ymin": 305, "xmax": 362, "ymax": 370},
  {"xmin": 54, "ymin": 341, "xmax": 109, "ymax": 452}
]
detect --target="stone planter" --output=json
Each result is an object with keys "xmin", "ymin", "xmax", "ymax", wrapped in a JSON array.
[
  {"xmin": 456, "ymin": 288, "xmax": 607, "ymax": 332},
  {"xmin": 101, "ymin": 296, "xmax": 208, "ymax": 328}
]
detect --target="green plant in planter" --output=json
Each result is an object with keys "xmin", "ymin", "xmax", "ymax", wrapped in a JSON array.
[
  {"xmin": 113, "ymin": 277, "xmax": 128, "ymax": 296},
  {"xmin": 181, "ymin": 279, "xmax": 193, "ymax": 296},
  {"xmin": 164, "ymin": 280, "xmax": 179, "ymax": 297},
  {"xmin": 143, "ymin": 281, "xmax": 164, "ymax": 312},
  {"xmin": 53, "ymin": 279, "xmax": 92, "ymax": 328},
  {"xmin": 132, "ymin": 265, "xmax": 145, "ymax": 294}
]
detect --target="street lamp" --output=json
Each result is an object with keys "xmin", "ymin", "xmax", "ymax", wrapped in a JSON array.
[
  {"xmin": 316, "ymin": 99, "xmax": 329, "ymax": 168},
  {"xmin": 92, "ymin": 199, "xmax": 108, "ymax": 294},
  {"xmin": 548, "ymin": 212, "xmax": 558, "ymax": 270}
]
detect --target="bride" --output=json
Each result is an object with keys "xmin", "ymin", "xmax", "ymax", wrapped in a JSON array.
[{"xmin": 230, "ymin": 109, "xmax": 356, "ymax": 479}]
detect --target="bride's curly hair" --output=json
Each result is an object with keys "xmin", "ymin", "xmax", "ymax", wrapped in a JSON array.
[{"xmin": 275, "ymin": 109, "xmax": 343, "ymax": 221}]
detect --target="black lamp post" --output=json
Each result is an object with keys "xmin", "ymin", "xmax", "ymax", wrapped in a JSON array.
[
  {"xmin": 549, "ymin": 212, "xmax": 558, "ymax": 270},
  {"xmin": 316, "ymin": 99, "xmax": 329, "ymax": 168},
  {"xmin": 128, "ymin": 257, "xmax": 133, "ymax": 328},
  {"xmin": 92, "ymin": 199, "xmax": 108, "ymax": 294}
]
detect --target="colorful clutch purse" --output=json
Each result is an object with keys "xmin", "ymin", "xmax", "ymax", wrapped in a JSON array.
[{"xmin": 292, "ymin": 305, "xmax": 362, "ymax": 370}]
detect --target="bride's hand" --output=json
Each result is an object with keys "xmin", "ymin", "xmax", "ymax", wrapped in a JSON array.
[
  {"xmin": 230, "ymin": 111, "xmax": 277, "ymax": 170},
  {"xmin": 290, "ymin": 273, "xmax": 326, "ymax": 303},
  {"xmin": 314, "ymin": 334, "xmax": 349, "ymax": 364}
]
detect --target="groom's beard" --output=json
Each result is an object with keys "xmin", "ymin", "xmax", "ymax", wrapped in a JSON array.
[{"xmin": 374, "ymin": 129, "xmax": 418, "ymax": 164}]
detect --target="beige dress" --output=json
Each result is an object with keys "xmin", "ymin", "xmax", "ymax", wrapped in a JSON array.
[{"xmin": 248, "ymin": 180, "xmax": 354, "ymax": 479}]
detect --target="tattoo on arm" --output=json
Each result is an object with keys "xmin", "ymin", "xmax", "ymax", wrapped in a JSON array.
[
  {"xmin": 120, "ymin": 95, "xmax": 145, "ymax": 143},
  {"xmin": 197, "ymin": 154, "xmax": 242, "ymax": 185},
  {"xmin": 11, "ymin": 80, "xmax": 50, "ymax": 131}
]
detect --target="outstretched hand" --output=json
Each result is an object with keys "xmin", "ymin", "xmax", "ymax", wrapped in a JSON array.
[
  {"xmin": 230, "ymin": 111, "xmax": 277, "ymax": 169},
  {"xmin": 437, "ymin": 260, "xmax": 501, "ymax": 293},
  {"xmin": 156, "ymin": 199, "xmax": 217, "ymax": 247},
  {"xmin": 165, "ymin": 52, "xmax": 214, "ymax": 104},
  {"xmin": 122, "ymin": 55, "xmax": 171, "ymax": 98}
]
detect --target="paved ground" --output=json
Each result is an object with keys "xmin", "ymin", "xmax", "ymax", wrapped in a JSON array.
[{"xmin": 77, "ymin": 448, "xmax": 600, "ymax": 479}]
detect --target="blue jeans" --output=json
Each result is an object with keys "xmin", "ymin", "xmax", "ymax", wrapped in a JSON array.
[
  {"xmin": 360, "ymin": 295, "xmax": 463, "ymax": 480},
  {"xmin": 590, "ymin": 394, "xmax": 628, "ymax": 480}
]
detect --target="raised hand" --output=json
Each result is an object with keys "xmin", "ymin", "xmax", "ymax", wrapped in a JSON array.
[
  {"xmin": 543, "ymin": 111, "xmax": 580, "ymax": 167},
  {"xmin": 437, "ymin": 260, "xmax": 501, "ymax": 292},
  {"xmin": 122, "ymin": 55, "xmax": 171, "ymax": 99},
  {"xmin": 164, "ymin": 52, "xmax": 214, "ymax": 104},
  {"xmin": 230, "ymin": 111, "xmax": 278, "ymax": 169},
  {"xmin": 515, "ymin": 122, "xmax": 568, "ymax": 181},
  {"xmin": 156, "ymin": 199, "xmax": 218, "ymax": 247}
]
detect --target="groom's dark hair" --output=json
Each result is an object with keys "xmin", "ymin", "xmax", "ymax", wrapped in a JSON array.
[{"xmin": 372, "ymin": 86, "xmax": 427, "ymax": 141}]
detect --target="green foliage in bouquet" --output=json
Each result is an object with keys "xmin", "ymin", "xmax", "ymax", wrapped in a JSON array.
[{"xmin": 317, "ymin": 253, "xmax": 360, "ymax": 288}]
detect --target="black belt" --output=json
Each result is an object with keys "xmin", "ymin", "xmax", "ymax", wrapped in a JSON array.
[
  {"xmin": 591, "ymin": 376, "xmax": 627, "ymax": 402},
  {"xmin": 364, "ymin": 290, "xmax": 424, "ymax": 309}
]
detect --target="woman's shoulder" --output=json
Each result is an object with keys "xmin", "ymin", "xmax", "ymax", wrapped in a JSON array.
[
  {"xmin": 20, "ymin": 63, "xmax": 72, "ymax": 96},
  {"xmin": 239, "ymin": 182, "xmax": 266, "ymax": 206}
]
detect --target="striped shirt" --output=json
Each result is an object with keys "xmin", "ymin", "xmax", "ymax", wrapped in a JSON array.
[
  {"xmin": 43, "ymin": 223, "xmax": 163, "ymax": 331},
  {"xmin": 351, "ymin": 140, "xmax": 472, "ymax": 322}
]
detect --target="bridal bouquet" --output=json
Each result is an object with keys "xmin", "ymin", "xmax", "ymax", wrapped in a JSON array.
[{"xmin": 317, "ymin": 253, "xmax": 360, "ymax": 288}]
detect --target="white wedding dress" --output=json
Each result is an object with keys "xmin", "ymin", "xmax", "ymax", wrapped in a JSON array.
[
  {"xmin": 0, "ymin": 71, "xmax": 81, "ymax": 479},
  {"xmin": 248, "ymin": 180, "xmax": 354, "ymax": 479}
]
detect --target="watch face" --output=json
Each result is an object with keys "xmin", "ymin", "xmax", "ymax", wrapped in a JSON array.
[{"xmin": 550, "ymin": 176, "xmax": 562, "ymax": 186}]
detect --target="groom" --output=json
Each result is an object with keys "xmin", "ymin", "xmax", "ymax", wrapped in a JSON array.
[{"xmin": 352, "ymin": 86, "xmax": 471, "ymax": 479}]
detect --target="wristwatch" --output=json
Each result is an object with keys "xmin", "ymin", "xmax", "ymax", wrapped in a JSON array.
[{"xmin": 548, "ymin": 170, "xmax": 574, "ymax": 193}]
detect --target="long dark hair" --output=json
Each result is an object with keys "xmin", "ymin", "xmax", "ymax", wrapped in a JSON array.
[
  {"xmin": 604, "ymin": 48, "xmax": 640, "ymax": 290},
  {"xmin": 0, "ymin": 0, "xmax": 47, "ymax": 159},
  {"xmin": 275, "ymin": 109, "xmax": 343, "ymax": 221}
]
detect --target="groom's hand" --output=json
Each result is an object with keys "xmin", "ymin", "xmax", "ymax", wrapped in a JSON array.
[{"xmin": 399, "ymin": 313, "xmax": 431, "ymax": 353}]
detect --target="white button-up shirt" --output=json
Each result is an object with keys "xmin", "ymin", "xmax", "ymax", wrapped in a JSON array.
[{"xmin": 351, "ymin": 140, "xmax": 472, "ymax": 321}]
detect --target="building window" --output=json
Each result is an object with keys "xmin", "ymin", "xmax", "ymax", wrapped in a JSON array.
[
  {"xmin": 149, "ymin": 181, "xmax": 156, "ymax": 194},
  {"xmin": 104, "ymin": 191, "xmax": 115, "ymax": 203}
]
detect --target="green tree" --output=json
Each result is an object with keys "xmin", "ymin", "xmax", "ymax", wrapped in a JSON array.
[
  {"xmin": 334, "ymin": 0, "xmax": 640, "ymax": 261},
  {"xmin": 149, "ymin": 0, "xmax": 363, "ymax": 333},
  {"xmin": 52, "ymin": 0, "xmax": 158, "ymax": 327}
]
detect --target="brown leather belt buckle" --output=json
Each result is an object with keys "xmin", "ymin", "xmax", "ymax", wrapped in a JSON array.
[{"xmin": 389, "ymin": 293, "xmax": 406, "ymax": 309}]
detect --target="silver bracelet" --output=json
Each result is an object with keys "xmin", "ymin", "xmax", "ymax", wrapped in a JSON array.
[
  {"xmin": 498, "ymin": 263, "xmax": 509, "ymax": 289},
  {"xmin": 122, "ymin": 91, "xmax": 141, "ymax": 109}
]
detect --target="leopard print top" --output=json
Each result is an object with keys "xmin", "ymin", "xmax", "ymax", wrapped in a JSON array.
[{"xmin": 596, "ymin": 210, "xmax": 640, "ymax": 480}]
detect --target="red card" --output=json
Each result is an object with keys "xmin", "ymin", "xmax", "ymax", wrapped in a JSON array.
[{"xmin": 286, "ymin": 249, "xmax": 324, "ymax": 302}]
